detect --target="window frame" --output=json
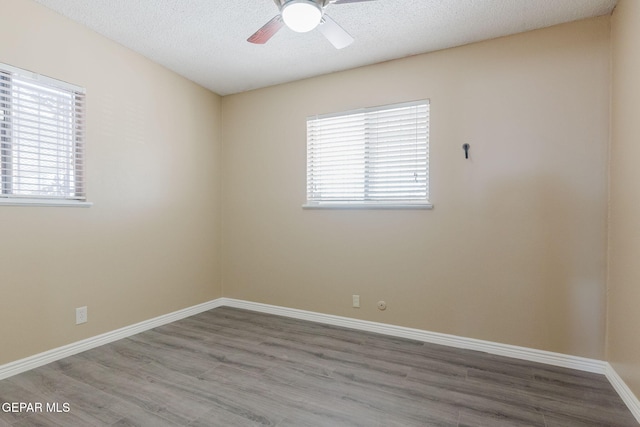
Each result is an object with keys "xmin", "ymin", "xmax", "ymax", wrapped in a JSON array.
[
  {"xmin": 303, "ymin": 100, "xmax": 432, "ymax": 210},
  {"xmin": 0, "ymin": 63, "xmax": 90, "ymax": 208}
]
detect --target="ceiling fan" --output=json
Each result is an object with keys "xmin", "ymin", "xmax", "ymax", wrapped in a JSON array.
[{"xmin": 248, "ymin": 0, "xmax": 375, "ymax": 49}]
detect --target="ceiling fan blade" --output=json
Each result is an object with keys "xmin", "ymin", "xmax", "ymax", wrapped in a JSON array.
[
  {"xmin": 318, "ymin": 14, "xmax": 354, "ymax": 49},
  {"xmin": 247, "ymin": 15, "xmax": 284, "ymax": 44}
]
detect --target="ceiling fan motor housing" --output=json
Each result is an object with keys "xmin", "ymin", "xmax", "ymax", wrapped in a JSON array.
[
  {"xmin": 280, "ymin": 0, "xmax": 324, "ymax": 33},
  {"xmin": 248, "ymin": 0, "xmax": 361, "ymax": 48}
]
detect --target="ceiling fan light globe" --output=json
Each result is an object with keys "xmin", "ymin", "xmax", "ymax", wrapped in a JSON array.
[{"xmin": 282, "ymin": 1, "xmax": 323, "ymax": 33}]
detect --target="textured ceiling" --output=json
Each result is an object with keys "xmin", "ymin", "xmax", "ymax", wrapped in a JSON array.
[{"xmin": 32, "ymin": 0, "xmax": 617, "ymax": 95}]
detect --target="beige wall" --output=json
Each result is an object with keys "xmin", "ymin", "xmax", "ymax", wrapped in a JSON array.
[
  {"xmin": 609, "ymin": 0, "xmax": 640, "ymax": 398},
  {"xmin": 0, "ymin": 0, "xmax": 223, "ymax": 364},
  {"xmin": 222, "ymin": 17, "xmax": 611, "ymax": 359}
]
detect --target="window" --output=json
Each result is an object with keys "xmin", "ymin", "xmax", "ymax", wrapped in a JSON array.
[
  {"xmin": 0, "ymin": 63, "xmax": 88, "ymax": 207},
  {"xmin": 305, "ymin": 100, "xmax": 430, "ymax": 209}
]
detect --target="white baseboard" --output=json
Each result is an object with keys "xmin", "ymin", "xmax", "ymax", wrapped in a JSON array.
[
  {"xmin": 1, "ymin": 296, "xmax": 638, "ymax": 424},
  {"xmin": 0, "ymin": 298, "xmax": 224, "ymax": 381},
  {"xmin": 606, "ymin": 363, "xmax": 640, "ymax": 423},
  {"xmin": 219, "ymin": 298, "xmax": 606, "ymax": 374}
]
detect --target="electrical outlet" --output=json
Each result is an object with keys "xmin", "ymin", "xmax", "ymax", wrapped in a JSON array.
[
  {"xmin": 76, "ymin": 306, "xmax": 87, "ymax": 325},
  {"xmin": 352, "ymin": 295, "xmax": 360, "ymax": 308}
]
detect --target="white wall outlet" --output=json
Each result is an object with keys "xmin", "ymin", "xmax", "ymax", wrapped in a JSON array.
[
  {"xmin": 352, "ymin": 295, "xmax": 360, "ymax": 308},
  {"xmin": 377, "ymin": 300, "xmax": 387, "ymax": 311},
  {"xmin": 76, "ymin": 306, "xmax": 87, "ymax": 325}
]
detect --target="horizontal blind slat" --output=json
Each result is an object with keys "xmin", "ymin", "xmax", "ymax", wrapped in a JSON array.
[
  {"xmin": 307, "ymin": 100, "xmax": 429, "ymax": 204},
  {"xmin": 1, "ymin": 63, "xmax": 85, "ymax": 200}
]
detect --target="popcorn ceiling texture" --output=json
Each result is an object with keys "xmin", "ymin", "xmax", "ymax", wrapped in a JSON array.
[{"xmin": 32, "ymin": 0, "xmax": 616, "ymax": 95}]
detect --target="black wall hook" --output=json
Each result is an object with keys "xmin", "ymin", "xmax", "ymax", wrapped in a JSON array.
[{"xmin": 462, "ymin": 143, "xmax": 470, "ymax": 159}]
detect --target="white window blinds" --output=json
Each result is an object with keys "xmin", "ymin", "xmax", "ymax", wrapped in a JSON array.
[
  {"xmin": 1, "ymin": 63, "xmax": 86, "ymax": 202},
  {"xmin": 306, "ymin": 100, "xmax": 430, "ymax": 207}
]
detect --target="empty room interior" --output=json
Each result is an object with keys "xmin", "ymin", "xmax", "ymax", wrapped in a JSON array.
[{"xmin": 1, "ymin": 0, "xmax": 640, "ymax": 425}]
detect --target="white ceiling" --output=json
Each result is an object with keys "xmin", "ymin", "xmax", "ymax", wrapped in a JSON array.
[{"xmin": 32, "ymin": 0, "xmax": 617, "ymax": 96}]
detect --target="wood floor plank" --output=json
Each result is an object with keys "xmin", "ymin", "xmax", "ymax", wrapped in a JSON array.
[
  {"xmin": 0, "ymin": 380, "xmax": 47, "ymax": 425},
  {"xmin": 0, "ymin": 307, "xmax": 637, "ymax": 426},
  {"xmin": 457, "ymin": 407, "xmax": 545, "ymax": 427},
  {"xmin": 7, "ymin": 365, "xmax": 123, "ymax": 425}
]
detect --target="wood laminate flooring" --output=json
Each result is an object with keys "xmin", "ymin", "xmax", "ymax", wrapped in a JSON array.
[{"xmin": 0, "ymin": 307, "xmax": 637, "ymax": 426}]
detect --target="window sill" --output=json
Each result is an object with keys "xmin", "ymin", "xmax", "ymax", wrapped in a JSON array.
[
  {"xmin": 0, "ymin": 198, "xmax": 93, "ymax": 208},
  {"xmin": 302, "ymin": 202, "xmax": 433, "ymax": 210}
]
